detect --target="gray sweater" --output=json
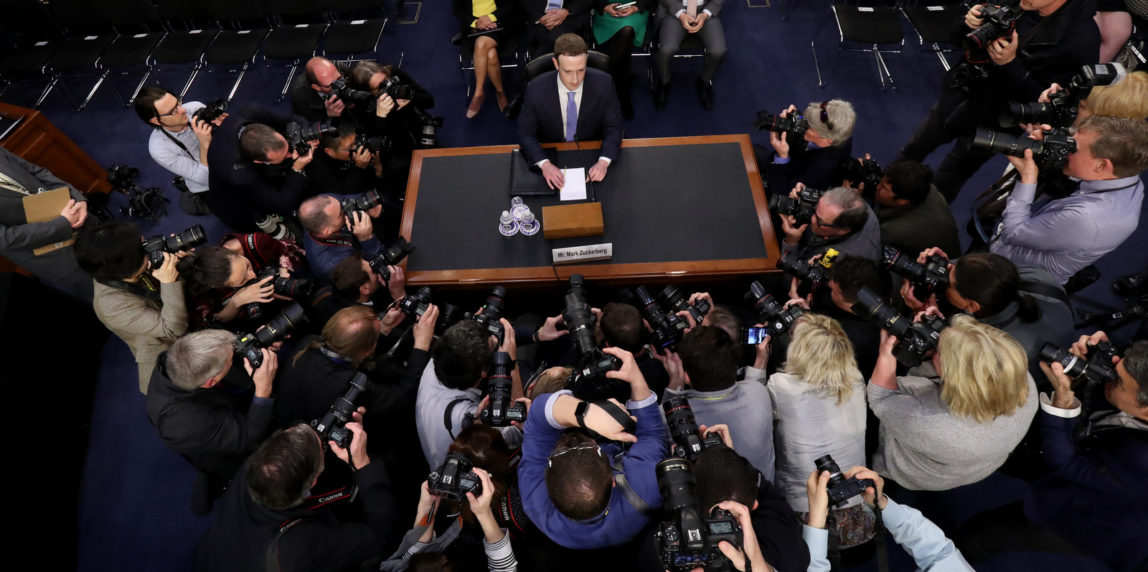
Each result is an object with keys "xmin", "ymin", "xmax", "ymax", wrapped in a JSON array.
[
  {"xmin": 868, "ymin": 365, "xmax": 1037, "ymax": 491},
  {"xmin": 664, "ymin": 380, "xmax": 775, "ymax": 483}
]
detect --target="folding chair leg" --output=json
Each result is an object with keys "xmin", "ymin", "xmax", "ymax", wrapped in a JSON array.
[
  {"xmin": 812, "ymin": 41, "xmax": 824, "ymax": 88},
  {"xmin": 129, "ymin": 69, "xmax": 153, "ymax": 107},
  {"xmin": 34, "ymin": 75, "xmax": 60, "ymax": 108},
  {"xmin": 78, "ymin": 69, "xmax": 111, "ymax": 112},
  {"xmin": 227, "ymin": 62, "xmax": 250, "ymax": 103},
  {"xmin": 933, "ymin": 43, "xmax": 951, "ymax": 72},
  {"xmin": 278, "ymin": 62, "xmax": 299, "ymax": 103},
  {"xmin": 874, "ymin": 47, "xmax": 896, "ymax": 90},
  {"xmin": 1128, "ymin": 41, "xmax": 1145, "ymax": 64},
  {"xmin": 180, "ymin": 65, "xmax": 202, "ymax": 100}
]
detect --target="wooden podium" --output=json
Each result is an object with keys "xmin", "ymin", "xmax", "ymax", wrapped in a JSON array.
[{"xmin": 0, "ymin": 102, "xmax": 111, "ymax": 274}]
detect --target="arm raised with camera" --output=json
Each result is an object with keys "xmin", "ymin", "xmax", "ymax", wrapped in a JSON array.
[{"xmin": 995, "ymin": 146, "xmax": 1099, "ymax": 253}]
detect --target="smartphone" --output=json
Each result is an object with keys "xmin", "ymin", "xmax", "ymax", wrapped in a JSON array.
[
  {"xmin": 743, "ymin": 327, "xmax": 769, "ymax": 345},
  {"xmin": 616, "ymin": 1, "xmax": 638, "ymax": 8}
]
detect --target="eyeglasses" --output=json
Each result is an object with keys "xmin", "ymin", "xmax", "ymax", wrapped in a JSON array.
[
  {"xmin": 812, "ymin": 211, "xmax": 845, "ymax": 230},
  {"xmin": 155, "ymin": 97, "xmax": 183, "ymax": 118},
  {"xmin": 819, "ymin": 101, "xmax": 835, "ymax": 133},
  {"xmin": 547, "ymin": 442, "xmax": 602, "ymax": 468}
]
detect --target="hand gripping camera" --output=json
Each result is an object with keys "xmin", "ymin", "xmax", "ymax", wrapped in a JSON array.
[
  {"xmin": 284, "ymin": 121, "xmax": 338, "ymax": 155},
  {"xmin": 963, "ymin": 4, "xmax": 1023, "ymax": 52},
  {"xmin": 479, "ymin": 352, "xmax": 526, "ymax": 427},
  {"xmin": 746, "ymin": 280, "xmax": 806, "ymax": 337},
  {"xmin": 658, "ymin": 284, "xmax": 711, "ymax": 326},
  {"xmin": 398, "ymin": 286, "xmax": 433, "ymax": 321},
  {"xmin": 840, "ymin": 157, "xmax": 884, "ymax": 195},
  {"xmin": 191, "ymin": 99, "xmax": 228, "ymax": 132},
  {"xmin": 851, "ymin": 287, "xmax": 947, "ymax": 368},
  {"xmin": 1002, "ymin": 63, "xmax": 1127, "ymax": 128},
  {"xmin": 768, "ymin": 186, "xmax": 823, "ymax": 227},
  {"xmin": 142, "ymin": 225, "xmax": 206, "ymax": 269},
  {"xmin": 234, "ymin": 302, "xmax": 307, "ymax": 368},
  {"xmin": 326, "ymin": 78, "xmax": 375, "ymax": 107},
  {"xmin": 636, "ymin": 285, "xmax": 688, "ymax": 350},
  {"xmin": 664, "ymin": 396, "xmax": 723, "ymax": 461},
  {"xmin": 654, "ymin": 458, "xmax": 742, "ymax": 572},
  {"xmin": 428, "ymin": 453, "xmax": 483, "ymax": 501},
  {"xmin": 466, "ymin": 285, "xmax": 508, "ymax": 343},
  {"xmin": 366, "ymin": 236, "xmax": 415, "ymax": 282},
  {"xmin": 562, "ymin": 275, "xmax": 625, "ymax": 402},
  {"xmin": 339, "ymin": 190, "xmax": 382, "ymax": 217},
  {"xmin": 777, "ymin": 248, "xmax": 839, "ymax": 296},
  {"xmin": 311, "ymin": 373, "xmax": 367, "ymax": 449},
  {"xmin": 883, "ymin": 246, "xmax": 950, "ymax": 302},
  {"xmin": 753, "ymin": 110, "xmax": 808, "ymax": 142},
  {"xmin": 241, "ymin": 267, "xmax": 312, "ymax": 320},
  {"xmin": 973, "ymin": 127, "xmax": 1076, "ymax": 171},
  {"xmin": 1039, "ymin": 341, "xmax": 1119, "ymax": 387},
  {"xmin": 815, "ymin": 454, "xmax": 876, "ymax": 508}
]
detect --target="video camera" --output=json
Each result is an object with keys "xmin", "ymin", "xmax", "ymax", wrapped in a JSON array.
[
  {"xmin": 851, "ymin": 287, "xmax": 947, "ymax": 367},
  {"xmin": 753, "ymin": 109, "xmax": 808, "ymax": 141},
  {"xmin": 366, "ymin": 236, "xmax": 415, "ymax": 282},
  {"xmin": 142, "ymin": 224, "xmax": 206, "ymax": 269},
  {"xmin": 746, "ymin": 280, "xmax": 806, "ymax": 337},
  {"xmin": 815, "ymin": 454, "xmax": 875, "ymax": 508},
  {"xmin": 339, "ymin": 190, "xmax": 382, "ymax": 217},
  {"xmin": 972, "ymin": 126, "xmax": 1076, "ymax": 171},
  {"xmin": 479, "ymin": 351, "xmax": 526, "ymax": 427},
  {"xmin": 234, "ymin": 302, "xmax": 307, "ymax": 368},
  {"xmin": 636, "ymin": 285, "xmax": 688, "ymax": 350},
  {"xmin": 659, "ymin": 285, "xmax": 712, "ymax": 326},
  {"xmin": 562, "ymin": 274, "xmax": 625, "ymax": 402},
  {"xmin": 963, "ymin": 4, "xmax": 1023, "ymax": 52},
  {"xmin": 1039, "ymin": 341, "xmax": 1119, "ymax": 387},
  {"xmin": 311, "ymin": 373, "xmax": 367, "ymax": 448},
  {"xmin": 664, "ymin": 396, "xmax": 723, "ymax": 462},
  {"xmin": 284, "ymin": 121, "xmax": 338, "ymax": 155},
  {"xmin": 883, "ymin": 246, "xmax": 950, "ymax": 302},
  {"xmin": 1002, "ymin": 63, "xmax": 1127, "ymax": 128},
  {"xmin": 108, "ymin": 163, "xmax": 170, "ymax": 220},
  {"xmin": 466, "ymin": 285, "xmax": 508, "ymax": 343},
  {"xmin": 768, "ymin": 186, "xmax": 823, "ymax": 227},
  {"xmin": 653, "ymin": 458, "xmax": 742, "ymax": 572},
  {"xmin": 777, "ymin": 248, "xmax": 839, "ymax": 296},
  {"xmin": 428, "ymin": 453, "xmax": 483, "ymax": 502},
  {"xmin": 191, "ymin": 99, "xmax": 228, "ymax": 131}
]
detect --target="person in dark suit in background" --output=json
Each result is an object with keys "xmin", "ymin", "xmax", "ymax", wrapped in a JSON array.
[
  {"xmin": 519, "ymin": 0, "xmax": 593, "ymax": 56},
  {"xmin": 517, "ymin": 33, "xmax": 624, "ymax": 190}
]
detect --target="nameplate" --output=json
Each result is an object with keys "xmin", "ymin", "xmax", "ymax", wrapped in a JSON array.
[{"xmin": 552, "ymin": 243, "xmax": 613, "ymax": 265}]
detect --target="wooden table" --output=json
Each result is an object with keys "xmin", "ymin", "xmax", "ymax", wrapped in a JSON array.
[{"xmin": 400, "ymin": 134, "xmax": 780, "ymax": 287}]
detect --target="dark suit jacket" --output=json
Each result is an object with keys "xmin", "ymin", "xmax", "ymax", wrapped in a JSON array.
[
  {"xmin": 519, "ymin": 0, "xmax": 593, "ymax": 25},
  {"xmin": 517, "ymin": 68, "xmax": 623, "ymax": 165},
  {"xmin": 764, "ymin": 138, "xmax": 853, "ymax": 197}
]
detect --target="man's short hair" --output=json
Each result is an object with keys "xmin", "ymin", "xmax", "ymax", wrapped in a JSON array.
[
  {"xmin": 322, "ymin": 121, "xmax": 357, "ymax": 149},
  {"xmin": 133, "ymin": 86, "xmax": 173, "ymax": 124},
  {"xmin": 677, "ymin": 326, "xmax": 739, "ymax": 392},
  {"xmin": 1077, "ymin": 115, "xmax": 1148, "ymax": 178},
  {"xmin": 703, "ymin": 305, "xmax": 740, "ymax": 343},
  {"xmin": 553, "ymin": 33, "xmax": 588, "ymax": 59},
  {"xmin": 246, "ymin": 424, "xmax": 323, "ymax": 511},
  {"xmin": 528, "ymin": 366, "xmax": 572, "ymax": 399},
  {"xmin": 320, "ymin": 305, "xmax": 379, "ymax": 362},
  {"xmin": 1121, "ymin": 340, "xmax": 1148, "ymax": 408},
  {"xmin": 804, "ymin": 99, "xmax": 855, "ymax": 145},
  {"xmin": 545, "ymin": 432, "xmax": 612, "ymax": 520},
  {"xmin": 822, "ymin": 187, "xmax": 869, "ymax": 232},
  {"xmin": 331, "ymin": 254, "xmax": 370, "ymax": 299},
  {"xmin": 433, "ymin": 320, "xmax": 496, "ymax": 390},
  {"xmin": 166, "ymin": 330, "xmax": 237, "ymax": 390},
  {"xmin": 75, "ymin": 220, "xmax": 146, "ymax": 282},
  {"xmin": 239, "ymin": 123, "xmax": 286, "ymax": 162},
  {"xmin": 694, "ymin": 445, "xmax": 757, "ymax": 513},
  {"xmin": 299, "ymin": 195, "xmax": 338, "ymax": 234},
  {"xmin": 1085, "ymin": 70, "xmax": 1148, "ymax": 120},
  {"xmin": 829, "ymin": 255, "xmax": 892, "ymax": 304},
  {"xmin": 952, "ymin": 253, "xmax": 1020, "ymax": 317},
  {"xmin": 600, "ymin": 302, "xmax": 645, "ymax": 352},
  {"xmin": 884, "ymin": 160, "xmax": 934, "ymax": 205}
]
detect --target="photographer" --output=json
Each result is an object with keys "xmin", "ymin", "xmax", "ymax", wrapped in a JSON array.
[
  {"xmin": 289, "ymin": 56, "xmax": 352, "ymax": 123},
  {"xmin": 76, "ymin": 220, "xmax": 189, "ymax": 393},
  {"xmin": 205, "ymin": 106, "xmax": 316, "ymax": 237},
  {"xmin": 959, "ymin": 331, "xmax": 1148, "ymax": 571},
  {"xmin": 760, "ymin": 99, "xmax": 856, "ymax": 195},
  {"xmin": 804, "ymin": 466, "xmax": 974, "ymax": 571},
  {"xmin": 518, "ymin": 347, "xmax": 669, "ymax": 549},
  {"xmin": 178, "ymin": 245, "xmax": 298, "ymax": 331},
  {"xmin": 897, "ymin": 0, "xmax": 1101, "ymax": 201},
  {"xmin": 416, "ymin": 319, "xmax": 524, "ymax": 468},
  {"xmin": 989, "ymin": 115, "xmax": 1148, "ymax": 285},
  {"xmin": 779, "ymin": 186, "xmax": 881, "ymax": 262},
  {"xmin": 873, "ymin": 160, "xmax": 961, "ymax": 257},
  {"xmin": 145, "ymin": 330, "xmax": 277, "ymax": 513},
  {"xmin": 135, "ymin": 86, "xmax": 225, "ymax": 216},
  {"xmin": 350, "ymin": 60, "xmax": 438, "ymax": 190},
  {"xmin": 312, "ymin": 255, "xmax": 407, "ymax": 328},
  {"xmin": 298, "ymin": 194, "xmax": 385, "ymax": 282},
  {"xmin": 195, "ymin": 419, "xmax": 402, "ymax": 572},
  {"xmin": 305, "ymin": 123, "xmax": 386, "ymax": 198},
  {"xmin": 869, "ymin": 314, "xmax": 1037, "ymax": 490}
]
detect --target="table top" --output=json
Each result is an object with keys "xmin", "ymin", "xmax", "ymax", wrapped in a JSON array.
[{"xmin": 399, "ymin": 134, "xmax": 780, "ymax": 287}]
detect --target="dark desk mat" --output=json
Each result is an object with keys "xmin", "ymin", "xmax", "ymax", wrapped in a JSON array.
[{"xmin": 407, "ymin": 142, "xmax": 768, "ymax": 272}]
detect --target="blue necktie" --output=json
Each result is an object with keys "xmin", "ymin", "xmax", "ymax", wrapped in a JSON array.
[
  {"xmin": 546, "ymin": 0, "xmax": 563, "ymax": 10},
  {"xmin": 565, "ymin": 91, "xmax": 578, "ymax": 142}
]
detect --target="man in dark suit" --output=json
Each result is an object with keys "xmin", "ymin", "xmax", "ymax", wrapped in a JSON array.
[
  {"xmin": 519, "ymin": 0, "xmax": 593, "ymax": 55},
  {"xmin": 517, "ymin": 33, "xmax": 624, "ymax": 190},
  {"xmin": 0, "ymin": 148, "xmax": 91, "ymax": 299}
]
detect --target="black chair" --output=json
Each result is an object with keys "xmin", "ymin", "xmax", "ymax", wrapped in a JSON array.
[
  {"xmin": 0, "ymin": 0, "xmax": 66, "ymax": 108},
  {"xmin": 504, "ymin": 50, "xmax": 611, "ymax": 118},
  {"xmin": 150, "ymin": 0, "xmax": 221, "ymax": 100},
  {"xmin": 323, "ymin": 0, "xmax": 389, "ymax": 61},
  {"xmin": 812, "ymin": 0, "xmax": 905, "ymax": 89},
  {"xmin": 261, "ymin": 0, "xmax": 329, "ymax": 102},
  {"xmin": 200, "ymin": 0, "xmax": 270, "ymax": 102},
  {"xmin": 901, "ymin": 1, "xmax": 967, "ymax": 72}
]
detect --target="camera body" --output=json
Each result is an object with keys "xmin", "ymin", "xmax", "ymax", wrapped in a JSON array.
[
  {"xmin": 339, "ymin": 190, "xmax": 382, "ymax": 217},
  {"xmin": 841, "ymin": 157, "xmax": 884, "ymax": 195},
  {"xmin": 366, "ymin": 236, "xmax": 415, "ymax": 281},
  {"xmin": 284, "ymin": 122, "xmax": 338, "ymax": 155},
  {"xmin": 327, "ymin": 78, "xmax": 374, "ymax": 107},
  {"xmin": 398, "ymin": 286, "xmax": 433, "ymax": 321},
  {"xmin": 972, "ymin": 127, "xmax": 1077, "ymax": 171},
  {"xmin": 192, "ymin": 99, "xmax": 229, "ymax": 131},
  {"xmin": 1004, "ymin": 63, "xmax": 1127, "ymax": 128},
  {"xmin": 636, "ymin": 285, "xmax": 688, "ymax": 350},
  {"xmin": 255, "ymin": 266, "xmax": 314, "ymax": 299},
  {"xmin": 233, "ymin": 302, "xmax": 307, "ymax": 368},
  {"xmin": 659, "ymin": 285, "xmax": 711, "ymax": 326},
  {"xmin": 746, "ymin": 280, "xmax": 807, "ymax": 338},
  {"xmin": 428, "ymin": 453, "xmax": 483, "ymax": 501},
  {"xmin": 311, "ymin": 374, "xmax": 367, "ymax": 448},
  {"xmin": 563, "ymin": 275, "xmax": 626, "ymax": 402},
  {"xmin": 354, "ymin": 131, "xmax": 391, "ymax": 154},
  {"xmin": 883, "ymin": 246, "xmax": 950, "ymax": 301},
  {"xmin": 142, "ymin": 225, "xmax": 206, "ymax": 269},
  {"xmin": 663, "ymin": 396, "xmax": 724, "ymax": 461},
  {"xmin": 769, "ymin": 187, "xmax": 823, "ymax": 227},
  {"xmin": 851, "ymin": 287, "xmax": 947, "ymax": 367},
  {"xmin": 108, "ymin": 163, "xmax": 169, "ymax": 220},
  {"xmin": 378, "ymin": 76, "xmax": 414, "ymax": 101},
  {"xmin": 654, "ymin": 458, "xmax": 742, "ymax": 572},
  {"xmin": 479, "ymin": 352, "xmax": 526, "ymax": 427},
  {"xmin": 777, "ymin": 248, "xmax": 839, "ymax": 293},
  {"xmin": 1039, "ymin": 341, "xmax": 1119, "ymax": 387},
  {"xmin": 815, "ymin": 454, "xmax": 875, "ymax": 508},
  {"xmin": 467, "ymin": 285, "xmax": 508, "ymax": 343},
  {"xmin": 753, "ymin": 110, "xmax": 808, "ymax": 141},
  {"xmin": 964, "ymin": 4, "xmax": 1023, "ymax": 52}
]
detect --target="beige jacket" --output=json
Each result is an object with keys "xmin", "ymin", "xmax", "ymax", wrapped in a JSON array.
[{"xmin": 92, "ymin": 279, "xmax": 189, "ymax": 393}]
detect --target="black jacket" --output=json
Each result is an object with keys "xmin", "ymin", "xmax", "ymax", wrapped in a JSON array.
[
  {"xmin": 145, "ymin": 352, "xmax": 273, "ymax": 484},
  {"xmin": 877, "ymin": 186, "xmax": 962, "ymax": 258},
  {"xmin": 752, "ymin": 473, "xmax": 812, "ymax": 572},
  {"xmin": 519, "ymin": 0, "xmax": 594, "ymax": 27},
  {"xmin": 517, "ymin": 68, "xmax": 624, "ymax": 165},
  {"xmin": 304, "ymin": 151, "xmax": 385, "ymax": 199},
  {"xmin": 289, "ymin": 61, "xmax": 352, "ymax": 124},
  {"xmin": 764, "ymin": 138, "xmax": 854, "ymax": 197}
]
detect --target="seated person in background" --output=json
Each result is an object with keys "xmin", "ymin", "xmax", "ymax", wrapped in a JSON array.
[
  {"xmin": 298, "ymin": 194, "xmax": 384, "ymax": 282},
  {"xmin": 0, "ymin": 147, "xmax": 91, "ymax": 299},
  {"xmin": 760, "ymin": 99, "xmax": 856, "ymax": 195},
  {"xmin": 518, "ymin": 347, "xmax": 668, "ymax": 549},
  {"xmin": 592, "ymin": 0, "xmax": 653, "ymax": 118},
  {"xmin": 779, "ymin": 186, "xmax": 881, "ymax": 262},
  {"xmin": 653, "ymin": 0, "xmax": 727, "ymax": 110},
  {"xmin": 348, "ymin": 60, "xmax": 437, "ymax": 191},
  {"xmin": 416, "ymin": 319, "xmax": 523, "ymax": 468},
  {"xmin": 145, "ymin": 330, "xmax": 277, "ymax": 510},
  {"xmin": 804, "ymin": 466, "xmax": 974, "ymax": 571},
  {"xmin": 453, "ymin": 0, "xmax": 517, "ymax": 117},
  {"xmin": 519, "ymin": 0, "xmax": 592, "ymax": 55},
  {"xmin": 869, "ymin": 314, "xmax": 1038, "ymax": 491},
  {"xmin": 990, "ymin": 115, "xmax": 1148, "ymax": 285},
  {"xmin": 135, "ymin": 86, "xmax": 223, "ymax": 216},
  {"xmin": 76, "ymin": 220, "xmax": 188, "ymax": 393},
  {"xmin": 662, "ymin": 326, "xmax": 776, "ymax": 482},
  {"xmin": 873, "ymin": 160, "xmax": 961, "ymax": 258},
  {"xmin": 195, "ymin": 420, "xmax": 402, "ymax": 572},
  {"xmin": 289, "ymin": 56, "xmax": 351, "ymax": 124},
  {"xmin": 178, "ymin": 246, "xmax": 294, "ymax": 331},
  {"xmin": 960, "ymin": 331, "xmax": 1148, "ymax": 571},
  {"xmin": 760, "ymin": 314, "xmax": 871, "ymax": 548},
  {"xmin": 517, "ymin": 33, "xmax": 623, "ymax": 190},
  {"xmin": 311, "ymin": 255, "xmax": 407, "ymax": 329}
]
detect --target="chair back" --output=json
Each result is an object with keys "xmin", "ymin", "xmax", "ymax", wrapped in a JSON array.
[
  {"xmin": 49, "ymin": 0, "xmax": 116, "ymax": 36},
  {"xmin": 524, "ymin": 50, "xmax": 611, "ymax": 83},
  {"xmin": 94, "ymin": 0, "xmax": 164, "ymax": 29}
]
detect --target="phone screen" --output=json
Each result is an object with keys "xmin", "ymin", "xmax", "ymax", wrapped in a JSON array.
[{"xmin": 744, "ymin": 327, "xmax": 768, "ymax": 345}]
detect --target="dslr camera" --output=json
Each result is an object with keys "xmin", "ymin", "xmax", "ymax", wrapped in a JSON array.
[
  {"xmin": 1003, "ymin": 63, "xmax": 1127, "ymax": 128},
  {"xmin": 840, "ymin": 157, "xmax": 884, "ymax": 195},
  {"xmin": 659, "ymin": 284, "xmax": 711, "ymax": 326},
  {"xmin": 326, "ymin": 78, "xmax": 375, "ymax": 107},
  {"xmin": 972, "ymin": 127, "xmax": 1076, "ymax": 171},
  {"xmin": 777, "ymin": 248, "xmax": 839, "ymax": 296},
  {"xmin": 428, "ymin": 453, "xmax": 483, "ymax": 501},
  {"xmin": 284, "ymin": 122, "xmax": 338, "ymax": 155},
  {"xmin": 963, "ymin": 4, "xmax": 1023, "ymax": 52},
  {"xmin": 479, "ymin": 352, "xmax": 526, "ymax": 427},
  {"xmin": 815, "ymin": 454, "xmax": 875, "ymax": 508},
  {"xmin": 746, "ymin": 280, "xmax": 806, "ymax": 337},
  {"xmin": 851, "ymin": 287, "xmax": 947, "ymax": 368},
  {"xmin": 108, "ymin": 163, "xmax": 169, "ymax": 220},
  {"xmin": 753, "ymin": 109, "xmax": 808, "ymax": 141},
  {"xmin": 191, "ymin": 99, "xmax": 228, "ymax": 131},
  {"xmin": 234, "ymin": 302, "xmax": 307, "ymax": 368},
  {"xmin": 664, "ymin": 396, "xmax": 723, "ymax": 462},
  {"xmin": 311, "ymin": 374, "xmax": 367, "ymax": 448},
  {"xmin": 339, "ymin": 190, "xmax": 382, "ymax": 217},
  {"xmin": 654, "ymin": 458, "xmax": 742, "ymax": 572},
  {"xmin": 142, "ymin": 224, "xmax": 206, "ymax": 269},
  {"xmin": 883, "ymin": 246, "xmax": 950, "ymax": 301},
  {"xmin": 562, "ymin": 275, "xmax": 625, "ymax": 402},
  {"xmin": 1039, "ymin": 341, "xmax": 1119, "ymax": 387},
  {"xmin": 398, "ymin": 286, "xmax": 433, "ymax": 321},
  {"xmin": 378, "ymin": 76, "xmax": 415, "ymax": 101},
  {"xmin": 467, "ymin": 285, "xmax": 508, "ymax": 343},
  {"xmin": 768, "ymin": 186, "xmax": 823, "ymax": 227},
  {"xmin": 366, "ymin": 236, "xmax": 415, "ymax": 282},
  {"xmin": 636, "ymin": 285, "xmax": 688, "ymax": 350}
]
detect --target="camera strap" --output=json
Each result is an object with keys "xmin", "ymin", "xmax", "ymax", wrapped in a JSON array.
[
  {"xmin": 444, "ymin": 397, "xmax": 474, "ymax": 440},
  {"xmin": 100, "ymin": 278, "xmax": 162, "ymax": 302},
  {"xmin": 158, "ymin": 126, "xmax": 198, "ymax": 162},
  {"xmin": 264, "ymin": 517, "xmax": 309, "ymax": 572},
  {"xmin": 610, "ymin": 451, "xmax": 655, "ymax": 517}
]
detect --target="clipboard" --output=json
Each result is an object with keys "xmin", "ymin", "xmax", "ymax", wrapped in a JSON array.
[
  {"xmin": 509, "ymin": 148, "xmax": 559, "ymax": 196},
  {"xmin": 23, "ymin": 187, "xmax": 75, "ymax": 255}
]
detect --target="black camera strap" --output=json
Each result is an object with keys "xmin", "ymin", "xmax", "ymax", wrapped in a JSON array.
[
  {"xmin": 610, "ymin": 450, "xmax": 655, "ymax": 517},
  {"xmin": 158, "ymin": 126, "xmax": 198, "ymax": 161},
  {"xmin": 444, "ymin": 397, "xmax": 474, "ymax": 440},
  {"xmin": 99, "ymin": 277, "xmax": 162, "ymax": 302}
]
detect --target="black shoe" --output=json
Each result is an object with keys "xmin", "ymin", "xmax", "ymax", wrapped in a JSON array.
[
  {"xmin": 654, "ymin": 83, "xmax": 668, "ymax": 111},
  {"xmin": 449, "ymin": 32, "xmax": 464, "ymax": 46},
  {"xmin": 697, "ymin": 79, "xmax": 714, "ymax": 110}
]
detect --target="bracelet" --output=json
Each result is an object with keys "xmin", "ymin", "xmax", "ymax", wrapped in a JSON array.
[{"xmin": 532, "ymin": 329, "xmax": 540, "ymax": 343}]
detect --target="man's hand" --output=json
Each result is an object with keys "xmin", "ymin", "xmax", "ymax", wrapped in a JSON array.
[
  {"xmin": 347, "ymin": 210, "xmax": 374, "ymax": 241},
  {"xmin": 1039, "ymin": 83, "xmax": 1064, "ymax": 104},
  {"xmin": 292, "ymin": 144, "xmax": 317, "ymax": 171},
  {"xmin": 699, "ymin": 423, "xmax": 734, "ymax": 448},
  {"xmin": 233, "ymin": 275, "xmax": 276, "ymax": 306},
  {"xmin": 329, "ymin": 415, "xmax": 371, "ymax": 469},
  {"xmin": 375, "ymin": 93, "xmax": 396, "ymax": 118},
  {"xmin": 844, "ymin": 466, "xmax": 888, "ymax": 510},
  {"xmin": 351, "ymin": 146, "xmax": 372, "ymax": 169},
  {"xmin": 378, "ymin": 304, "xmax": 405, "ymax": 336},
  {"xmin": 413, "ymin": 303, "xmax": 439, "ymax": 351},
  {"xmin": 540, "ymin": 161, "xmax": 566, "ymax": 190},
  {"xmin": 385, "ymin": 265, "xmax": 406, "ymax": 300},
  {"xmin": 988, "ymin": 30, "xmax": 1019, "ymax": 66},
  {"xmin": 497, "ymin": 317, "xmax": 517, "ymax": 359},
  {"xmin": 900, "ymin": 279, "xmax": 930, "ymax": 313},
  {"xmin": 805, "ymin": 469, "xmax": 832, "ymax": 529},
  {"xmin": 652, "ymin": 346, "xmax": 687, "ymax": 391},
  {"xmin": 59, "ymin": 199, "xmax": 86, "ymax": 229},
  {"xmin": 751, "ymin": 322, "xmax": 772, "ymax": 370},
  {"xmin": 689, "ymin": 12, "xmax": 709, "ymax": 32},
  {"xmin": 878, "ymin": 329, "xmax": 898, "ymax": 358},
  {"xmin": 715, "ymin": 501, "xmax": 771, "ymax": 572},
  {"xmin": 1039, "ymin": 361, "xmax": 1078, "ymax": 409},
  {"xmin": 780, "ymin": 215, "xmax": 807, "ymax": 246},
  {"xmin": 366, "ymin": 204, "xmax": 383, "ymax": 219},
  {"xmin": 965, "ymin": 4, "xmax": 985, "ymax": 29},
  {"xmin": 324, "ymin": 94, "xmax": 345, "ymax": 117},
  {"xmin": 915, "ymin": 246, "xmax": 950, "ymax": 265},
  {"xmin": 536, "ymin": 314, "xmax": 569, "ymax": 342},
  {"xmin": 244, "ymin": 347, "xmax": 278, "ymax": 398},
  {"xmin": 1006, "ymin": 148, "xmax": 1040, "ymax": 185},
  {"xmin": 152, "ymin": 252, "xmax": 181, "ymax": 284},
  {"xmin": 191, "ymin": 116, "xmax": 214, "ymax": 145},
  {"xmin": 466, "ymin": 467, "xmax": 496, "ymax": 514},
  {"xmin": 415, "ymin": 481, "xmax": 438, "ymax": 531},
  {"xmin": 678, "ymin": 11, "xmax": 693, "ymax": 29},
  {"xmin": 769, "ymin": 131, "xmax": 790, "ymax": 159},
  {"xmin": 540, "ymin": 8, "xmax": 569, "ymax": 30},
  {"xmin": 588, "ymin": 159, "xmax": 609, "ymax": 182},
  {"xmin": 602, "ymin": 346, "xmax": 652, "ymax": 397},
  {"xmin": 1070, "ymin": 331, "xmax": 1111, "ymax": 359}
]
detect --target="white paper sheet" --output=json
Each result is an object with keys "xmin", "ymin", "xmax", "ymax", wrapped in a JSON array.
[{"xmin": 559, "ymin": 168, "xmax": 587, "ymax": 201}]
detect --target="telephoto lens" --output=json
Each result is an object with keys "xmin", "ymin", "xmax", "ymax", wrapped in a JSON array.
[
  {"xmin": 234, "ymin": 302, "xmax": 307, "ymax": 368},
  {"xmin": 143, "ymin": 224, "xmax": 207, "ymax": 268},
  {"xmin": 311, "ymin": 374, "xmax": 368, "ymax": 448},
  {"xmin": 659, "ymin": 284, "xmax": 710, "ymax": 325},
  {"xmin": 814, "ymin": 454, "xmax": 875, "ymax": 508}
]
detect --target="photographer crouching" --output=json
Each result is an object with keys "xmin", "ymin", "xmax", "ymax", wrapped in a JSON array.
[
  {"xmin": 178, "ymin": 242, "xmax": 310, "ymax": 332},
  {"xmin": 349, "ymin": 60, "xmax": 440, "ymax": 192}
]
